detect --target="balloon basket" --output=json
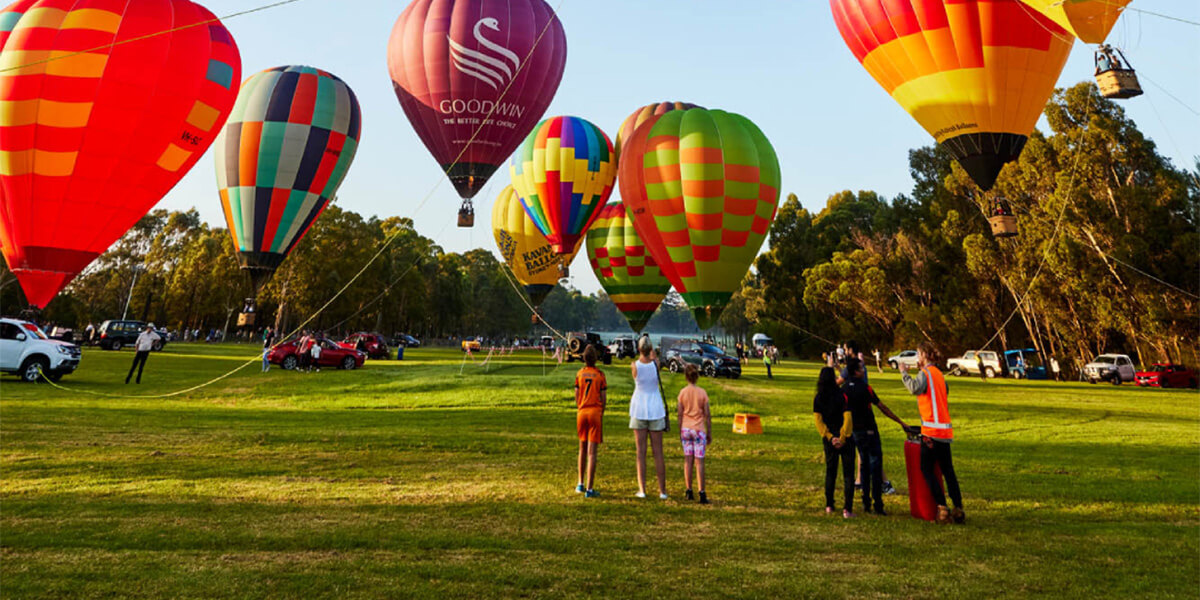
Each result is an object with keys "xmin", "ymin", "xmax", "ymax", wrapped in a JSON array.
[
  {"xmin": 1096, "ymin": 69, "xmax": 1143, "ymax": 99},
  {"xmin": 458, "ymin": 200, "xmax": 475, "ymax": 228},
  {"xmin": 988, "ymin": 215, "xmax": 1018, "ymax": 238}
]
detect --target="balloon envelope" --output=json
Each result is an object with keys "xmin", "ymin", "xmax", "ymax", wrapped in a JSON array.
[
  {"xmin": 1018, "ymin": 0, "xmax": 1130, "ymax": 44},
  {"xmin": 615, "ymin": 102, "xmax": 701, "ymax": 162},
  {"xmin": 619, "ymin": 108, "xmax": 780, "ymax": 330},
  {"xmin": 491, "ymin": 184, "xmax": 580, "ymax": 306},
  {"xmin": 586, "ymin": 202, "xmax": 670, "ymax": 334},
  {"xmin": 510, "ymin": 116, "xmax": 616, "ymax": 256},
  {"xmin": 830, "ymin": 0, "xmax": 1073, "ymax": 191},
  {"xmin": 0, "ymin": 0, "xmax": 240, "ymax": 308},
  {"xmin": 387, "ymin": 0, "xmax": 567, "ymax": 200},
  {"xmin": 215, "ymin": 66, "xmax": 362, "ymax": 292}
]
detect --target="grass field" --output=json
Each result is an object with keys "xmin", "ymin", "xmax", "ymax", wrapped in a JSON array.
[{"xmin": 1, "ymin": 343, "xmax": 1197, "ymax": 598}]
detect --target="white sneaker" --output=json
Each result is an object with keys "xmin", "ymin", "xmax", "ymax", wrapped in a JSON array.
[
  {"xmin": 635, "ymin": 491, "xmax": 646, "ymax": 499},
  {"xmin": 659, "ymin": 493, "xmax": 669, "ymax": 500}
]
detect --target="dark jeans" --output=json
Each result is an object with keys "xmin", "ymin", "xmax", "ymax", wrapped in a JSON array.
[
  {"xmin": 920, "ymin": 440, "xmax": 963, "ymax": 509},
  {"xmin": 765, "ymin": 362, "xmax": 772, "ymax": 378},
  {"xmin": 126, "ymin": 350, "xmax": 149, "ymax": 384},
  {"xmin": 853, "ymin": 431, "xmax": 884, "ymax": 512},
  {"xmin": 822, "ymin": 438, "xmax": 855, "ymax": 511}
]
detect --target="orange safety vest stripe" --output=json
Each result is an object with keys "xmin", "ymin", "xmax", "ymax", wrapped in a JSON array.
[{"xmin": 918, "ymin": 366, "xmax": 953, "ymax": 439}]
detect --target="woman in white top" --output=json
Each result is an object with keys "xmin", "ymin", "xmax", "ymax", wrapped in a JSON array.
[{"xmin": 630, "ymin": 337, "xmax": 668, "ymax": 499}]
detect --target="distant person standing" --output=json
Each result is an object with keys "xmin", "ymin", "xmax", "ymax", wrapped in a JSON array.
[
  {"xmin": 297, "ymin": 331, "xmax": 313, "ymax": 371},
  {"xmin": 763, "ymin": 346, "xmax": 773, "ymax": 379},
  {"xmin": 736, "ymin": 342, "xmax": 745, "ymax": 365},
  {"xmin": 630, "ymin": 338, "xmax": 669, "ymax": 499},
  {"xmin": 976, "ymin": 353, "xmax": 987, "ymax": 382},
  {"xmin": 309, "ymin": 336, "xmax": 322, "ymax": 372},
  {"xmin": 813, "ymin": 366, "xmax": 855, "ymax": 518},
  {"xmin": 84, "ymin": 323, "xmax": 95, "ymax": 345},
  {"xmin": 125, "ymin": 325, "xmax": 161, "ymax": 384},
  {"xmin": 843, "ymin": 358, "xmax": 908, "ymax": 515},
  {"xmin": 903, "ymin": 342, "xmax": 964, "ymax": 524},
  {"xmin": 873, "ymin": 349, "xmax": 882, "ymax": 373},
  {"xmin": 574, "ymin": 346, "xmax": 607, "ymax": 498},
  {"xmin": 677, "ymin": 364, "xmax": 712, "ymax": 504},
  {"xmin": 261, "ymin": 327, "xmax": 274, "ymax": 372},
  {"xmin": 1050, "ymin": 356, "xmax": 1061, "ymax": 381}
]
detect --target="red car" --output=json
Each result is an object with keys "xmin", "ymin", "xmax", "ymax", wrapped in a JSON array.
[
  {"xmin": 339, "ymin": 332, "xmax": 390, "ymax": 360},
  {"xmin": 1135, "ymin": 363, "xmax": 1198, "ymax": 388},
  {"xmin": 269, "ymin": 338, "xmax": 365, "ymax": 371}
]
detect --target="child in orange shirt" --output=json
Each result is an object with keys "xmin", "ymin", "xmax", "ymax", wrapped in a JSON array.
[
  {"xmin": 574, "ymin": 346, "xmax": 607, "ymax": 498},
  {"xmin": 677, "ymin": 364, "xmax": 713, "ymax": 504}
]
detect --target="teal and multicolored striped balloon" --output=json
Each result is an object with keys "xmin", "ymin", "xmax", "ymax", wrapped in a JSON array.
[{"xmin": 215, "ymin": 65, "xmax": 362, "ymax": 291}]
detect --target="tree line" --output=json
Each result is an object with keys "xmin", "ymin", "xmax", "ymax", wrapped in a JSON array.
[{"xmin": 2, "ymin": 84, "xmax": 1195, "ymax": 371}]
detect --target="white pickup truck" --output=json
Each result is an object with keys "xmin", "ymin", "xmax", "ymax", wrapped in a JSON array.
[
  {"xmin": 0, "ymin": 318, "xmax": 82, "ymax": 382},
  {"xmin": 1083, "ymin": 354, "xmax": 1136, "ymax": 384},
  {"xmin": 946, "ymin": 350, "xmax": 1004, "ymax": 378}
]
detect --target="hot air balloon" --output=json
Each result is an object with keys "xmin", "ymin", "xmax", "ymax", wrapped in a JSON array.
[
  {"xmin": 1016, "ymin": 0, "xmax": 1142, "ymax": 99},
  {"xmin": 615, "ymin": 102, "xmax": 701, "ymax": 160},
  {"xmin": 0, "ymin": 0, "xmax": 240, "ymax": 309},
  {"xmin": 1018, "ymin": 0, "xmax": 1131, "ymax": 43},
  {"xmin": 585, "ymin": 202, "xmax": 670, "ymax": 334},
  {"xmin": 492, "ymin": 185, "xmax": 581, "ymax": 307},
  {"xmin": 387, "ymin": 0, "xmax": 567, "ymax": 226},
  {"xmin": 619, "ymin": 108, "xmax": 781, "ymax": 330},
  {"xmin": 215, "ymin": 66, "xmax": 362, "ymax": 297},
  {"xmin": 830, "ymin": 0, "xmax": 1074, "ymax": 192},
  {"xmin": 509, "ymin": 116, "xmax": 615, "ymax": 278}
]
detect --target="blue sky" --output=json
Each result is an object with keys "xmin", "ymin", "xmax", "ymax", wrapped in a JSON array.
[{"xmin": 163, "ymin": 0, "xmax": 1200, "ymax": 294}]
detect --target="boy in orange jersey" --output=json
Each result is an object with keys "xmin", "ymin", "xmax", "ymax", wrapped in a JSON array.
[{"xmin": 574, "ymin": 346, "xmax": 607, "ymax": 498}]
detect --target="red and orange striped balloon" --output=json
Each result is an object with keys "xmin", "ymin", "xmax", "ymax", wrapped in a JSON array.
[{"xmin": 0, "ymin": 0, "xmax": 240, "ymax": 308}]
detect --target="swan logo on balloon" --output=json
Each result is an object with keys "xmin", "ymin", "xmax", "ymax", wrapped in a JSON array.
[
  {"xmin": 449, "ymin": 18, "xmax": 521, "ymax": 90},
  {"xmin": 388, "ymin": 0, "xmax": 567, "ymax": 203}
]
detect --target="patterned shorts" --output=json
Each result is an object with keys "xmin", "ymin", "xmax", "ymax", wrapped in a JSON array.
[{"xmin": 680, "ymin": 427, "xmax": 708, "ymax": 458}]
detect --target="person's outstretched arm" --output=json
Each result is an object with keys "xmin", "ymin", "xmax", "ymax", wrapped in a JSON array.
[{"xmin": 902, "ymin": 368, "xmax": 927, "ymax": 395}]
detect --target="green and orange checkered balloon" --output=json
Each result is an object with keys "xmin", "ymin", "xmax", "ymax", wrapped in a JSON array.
[
  {"xmin": 586, "ymin": 202, "xmax": 670, "ymax": 334},
  {"xmin": 618, "ymin": 108, "xmax": 780, "ymax": 330}
]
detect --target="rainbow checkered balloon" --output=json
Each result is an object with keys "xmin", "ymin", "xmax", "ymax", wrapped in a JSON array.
[
  {"xmin": 619, "ymin": 108, "xmax": 780, "ymax": 330},
  {"xmin": 586, "ymin": 202, "xmax": 670, "ymax": 334},
  {"xmin": 509, "ymin": 116, "xmax": 616, "ymax": 256}
]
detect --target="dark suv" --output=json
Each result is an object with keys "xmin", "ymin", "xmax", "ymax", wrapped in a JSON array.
[
  {"xmin": 565, "ymin": 332, "xmax": 612, "ymax": 365},
  {"xmin": 663, "ymin": 338, "xmax": 741, "ymax": 378},
  {"xmin": 95, "ymin": 320, "xmax": 166, "ymax": 351}
]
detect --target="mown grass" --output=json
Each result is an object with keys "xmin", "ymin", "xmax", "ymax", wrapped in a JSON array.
[{"xmin": 1, "ymin": 343, "xmax": 1197, "ymax": 598}]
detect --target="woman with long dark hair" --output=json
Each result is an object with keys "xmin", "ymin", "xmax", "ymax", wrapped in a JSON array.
[{"xmin": 813, "ymin": 366, "xmax": 855, "ymax": 518}]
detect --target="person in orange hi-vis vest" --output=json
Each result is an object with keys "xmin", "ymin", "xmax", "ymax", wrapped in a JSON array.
[{"xmin": 902, "ymin": 342, "xmax": 965, "ymax": 525}]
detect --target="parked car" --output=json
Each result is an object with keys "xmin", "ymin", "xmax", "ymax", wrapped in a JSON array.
[
  {"xmin": 608, "ymin": 337, "xmax": 637, "ymax": 360},
  {"xmin": 539, "ymin": 336, "xmax": 554, "ymax": 350},
  {"xmin": 751, "ymin": 333, "xmax": 773, "ymax": 358},
  {"xmin": 887, "ymin": 350, "xmax": 919, "ymax": 370},
  {"xmin": 391, "ymin": 334, "xmax": 421, "ymax": 348},
  {"xmin": 268, "ymin": 337, "xmax": 364, "ymax": 371},
  {"xmin": 1083, "ymin": 354, "xmax": 1136, "ymax": 384},
  {"xmin": 0, "ymin": 318, "xmax": 82, "ymax": 382},
  {"xmin": 95, "ymin": 319, "xmax": 167, "ymax": 351},
  {"xmin": 1005, "ymin": 349, "xmax": 1046, "ymax": 380},
  {"xmin": 461, "ymin": 336, "xmax": 482, "ymax": 352},
  {"xmin": 340, "ymin": 332, "xmax": 390, "ymax": 359},
  {"xmin": 565, "ymin": 332, "xmax": 612, "ymax": 365},
  {"xmin": 663, "ymin": 338, "xmax": 741, "ymax": 379},
  {"xmin": 946, "ymin": 350, "xmax": 1003, "ymax": 378},
  {"xmin": 1135, "ymin": 363, "xmax": 1198, "ymax": 388}
]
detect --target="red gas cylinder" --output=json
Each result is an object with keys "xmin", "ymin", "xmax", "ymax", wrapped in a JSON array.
[{"xmin": 905, "ymin": 436, "xmax": 944, "ymax": 521}]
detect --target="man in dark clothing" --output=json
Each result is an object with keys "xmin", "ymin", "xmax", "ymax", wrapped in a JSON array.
[
  {"xmin": 841, "ymin": 358, "xmax": 908, "ymax": 515},
  {"xmin": 976, "ymin": 353, "xmax": 987, "ymax": 382}
]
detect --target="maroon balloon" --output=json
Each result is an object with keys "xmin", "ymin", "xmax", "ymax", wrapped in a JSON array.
[{"xmin": 387, "ymin": 0, "xmax": 567, "ymax": 199}]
